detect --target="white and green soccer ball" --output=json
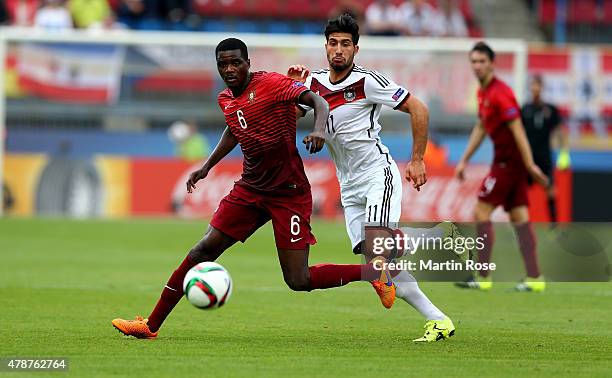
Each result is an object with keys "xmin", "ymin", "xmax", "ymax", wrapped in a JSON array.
[{"xmin": 183, "ymin": 262, "xmax": 233, "ymax": 309}]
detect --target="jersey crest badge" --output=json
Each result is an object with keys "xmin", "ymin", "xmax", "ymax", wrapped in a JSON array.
[
  {"xmin": 248, "ymin": 90, "xmax": 256, "ymax": 104},
  {"xmin": 344, "ymin": 87, "xmax": 356, "ymax": 102}
]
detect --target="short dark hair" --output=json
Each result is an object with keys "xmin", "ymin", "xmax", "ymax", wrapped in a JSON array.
[
  {"xmin": 470, "ymin": 41, "xmax": 495, "ymax": 61},
  {"xmin": 325, "ymin": 13, "xmax": 359, "ymax": 45},
  {"xmin": 531, "ymin": 74, "xmax": 543, "ymax": 85},
  {"xmin": 215, "ymin": 38, "xmax": 248, "ymax": 60}
]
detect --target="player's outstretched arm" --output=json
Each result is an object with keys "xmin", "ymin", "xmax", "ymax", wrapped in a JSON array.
[
  {"xmin": 186, "ymin": 127, "xmax": 238, "ymax": 193},
  {"xmin": 298, "ymin": 91, "xmax": 328, "ymax": 154},
  {"xmin": 455, "ymin": 122, "xmax": 486, "ymax": 181},
  {"xmin": 508, "ymin": 118, "xmax": 549, "ymax": 187},
  {"xmin": 396, "ymin": 95, "xmax": 429, "ymax": 191}
]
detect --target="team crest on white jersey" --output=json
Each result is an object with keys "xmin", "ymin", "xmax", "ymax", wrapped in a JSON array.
[{"xmin": 344, "ymin": 88, "xmax": 356, "ymax": 102}]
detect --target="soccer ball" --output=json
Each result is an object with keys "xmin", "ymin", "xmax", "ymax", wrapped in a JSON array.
[{"xmin": 183, "ymin": 262, "xmax": 233, "ymax": 309}]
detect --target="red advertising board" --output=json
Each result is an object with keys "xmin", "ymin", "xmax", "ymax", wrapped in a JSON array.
[{"xmin": 130, "ymin": 159, "xmax": 571, "ymax": 222}]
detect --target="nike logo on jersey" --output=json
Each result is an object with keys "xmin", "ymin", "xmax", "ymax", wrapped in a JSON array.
[
  {"xmin": 290, "ymin": 237, "xmax": 303, "ymax": 243},
  {"xmin": 224, "ymin": 103, "xmax": 236, "ymax": 110}
]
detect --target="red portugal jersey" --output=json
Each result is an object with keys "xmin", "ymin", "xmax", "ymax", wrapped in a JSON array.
[
  {"xmin": 478, "ymin": 76, "xmax": 524, "ymax": 170},
  {"xmin": 218, "ymin": 71, "xmax": 310, "ymax": 195}
]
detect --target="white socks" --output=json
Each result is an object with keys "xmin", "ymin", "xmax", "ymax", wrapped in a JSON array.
[{"xmin": 394, "ymin": 270, "xmax": 446, "ymax": 321}]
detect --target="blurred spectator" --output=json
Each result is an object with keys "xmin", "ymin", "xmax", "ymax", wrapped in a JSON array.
[
  {"xmin": 397, "ymin": 0, "xmax": 442, "ymax": 36},
  {"xmin": 329, "ymin": 0, "xmax": 365, "ymax": 25},
  {"xmin": 164, "ymin": 0, "xmax": 192, "ymax": 24},
  {"xmin": 0, "ymin": 2, "xmax": 9, "ymax": 24},
  {"xmin": 68, "ymin": 0, "xmax": 111, "ymax": 28},
  {"xmin": 436, "ymin": 0, "xmax": 468, "ymax": 37},
  {"xmin": 5, "ymin": 0, "xmax": 39, "ymax": 26},
  {"xmin": 116, "ymin": 0, "xmax": 146, "ymax": 28},
  {"xmin": 365, "ymin": 0, "xmax": 400, "ymax": 36},
  {"xmin": 34, "ymin": 0, "xmax": 73, "ymax": 30},
  {"xmin": 168, "ymin": 120, "xmax": 209, "ymax": 161}
]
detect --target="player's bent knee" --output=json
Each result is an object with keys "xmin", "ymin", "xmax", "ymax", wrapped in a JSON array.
[
  {"xmin": 284, "ymin": 275, "xmax": 311, "ymax": 292},
  {"xmin": 188, "ymin": 239, "xmax": 221, "ymax": 262}
]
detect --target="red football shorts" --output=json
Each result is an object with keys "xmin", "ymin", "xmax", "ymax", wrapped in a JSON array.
[
  {"xmin": 477, "ymin": 164, "xmax": 529, "ymax": 211},
  {"xmin": 210, "ymin": 184, "xmax": 316, "ymax": 250}
]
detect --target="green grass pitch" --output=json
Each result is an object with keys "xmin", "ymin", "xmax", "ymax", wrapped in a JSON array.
[{"xmin": 0, "ymin": 217, "xmax": 610, "ymax": 377}]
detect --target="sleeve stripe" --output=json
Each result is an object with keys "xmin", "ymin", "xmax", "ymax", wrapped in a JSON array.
[
  {"xmin": 372, "ymin": 70, "xmax": 390, "ymax": 86},
  {"xmin": 354, "ymin": 68, "xmax": 387, "ymax": 87},
  {"xmin": 354, "ymin": 67, "xmax": 390, "ymax": 88}
]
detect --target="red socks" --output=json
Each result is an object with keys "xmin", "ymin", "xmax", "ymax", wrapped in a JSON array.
[
  {"xmin": 147, "ymin": 255, "xmax": 195, "ymax": 332},
  {"xmin": 514, "ymin": 222, "xmax": 541, "ymax": 278},
  {"xmin": 308, "ymin": 263, "xmax": 380, "ymax": 290},
  {"xmin": 476, "ymin": 221, "xmax": 540, "ymax": 279}
]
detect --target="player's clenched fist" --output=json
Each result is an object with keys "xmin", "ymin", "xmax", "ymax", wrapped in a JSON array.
[
  {"xmin": 186, "ymin": 167, "xmax": 209, "ymax": 193},
  {"xmin": 406, "ymin": 159, "xmax": 427, "ymax": 191},
  {"xmin": 287, "ymin": 65, "xmax": 310, "ymax": 83},
  {"xmin": 303, "ymin": 131, "xmax": 325, "ymax": 154}
]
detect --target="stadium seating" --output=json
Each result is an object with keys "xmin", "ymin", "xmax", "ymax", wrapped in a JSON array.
[
  {"xmin": 567, "ymin": 0, "xmax": 598, "ymax": 24},
  {"xmin": 116, "ymin": 0, "xmax": 480, "ymax": 36},
  {"xmin": 537, "ymin": 0, "xmax": 612, "ymax": 43}
]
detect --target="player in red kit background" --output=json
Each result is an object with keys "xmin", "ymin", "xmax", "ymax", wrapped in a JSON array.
[
  {"xmin": 111, "ymin": 38, "xmax": 395, "ymax": 339},
  {"xmin": 454, "ymin": 42, "xmax": 549, "ymax": 292}
]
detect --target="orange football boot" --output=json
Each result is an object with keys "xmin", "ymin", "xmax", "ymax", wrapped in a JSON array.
[
  {"xmin": 369, "ymin": 256, "xmax": 396, "ymax": 309},
  {"xmin": 112, "ymin": 316, "xmax": 158, "ymax": 339}
]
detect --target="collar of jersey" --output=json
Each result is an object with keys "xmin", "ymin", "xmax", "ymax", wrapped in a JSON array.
[{"xmin": 329, "ymin": 64, "xmax": 355, "ymax": 86}]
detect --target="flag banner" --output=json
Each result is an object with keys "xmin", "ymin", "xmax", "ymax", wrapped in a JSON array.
[{"xmin": 16, "ymin": 43, "xmax": 124, "ymax": 104}]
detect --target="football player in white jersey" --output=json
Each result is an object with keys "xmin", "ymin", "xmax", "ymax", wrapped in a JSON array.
[{"xmin": 288, "ymin": 14, "xmax": 456, "ymax": 342}]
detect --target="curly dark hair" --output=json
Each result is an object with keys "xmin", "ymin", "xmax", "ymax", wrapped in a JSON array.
[{"xmin": 324, "ymin": 13, "xmax": 359, "ymax": 45}]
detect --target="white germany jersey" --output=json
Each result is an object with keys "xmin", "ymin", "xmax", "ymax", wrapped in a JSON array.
[{"xmin": 301, "ymin": 65, "xmax": 410, "ymax": 187}]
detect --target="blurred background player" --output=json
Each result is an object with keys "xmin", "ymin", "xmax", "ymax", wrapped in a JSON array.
[
  {"xmin": 167, "ymin": 119, "xmax": 210, "ymax": 213},
  {"xmin": 289, "ymin": 14, "xmax": 455, "ymax": 342},
  {"xmin": 167, "ymin": 119, "xmax": 210, "ymax": 162},
  {"xmin": 521, "ymin": 74, "xmax": 570, "ymax": 224},
  {"xmin": 454, "ymin": 42, "xmax": 548, "ymax": 293},
  {"xmin": 111, "ymin": 38, "xmax": 394, "ymax": 339}
]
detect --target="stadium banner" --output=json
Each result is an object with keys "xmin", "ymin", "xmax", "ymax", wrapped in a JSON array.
[
  {"xmin": 3, "ymin": 154, "xmax": 571, "ymax": 221},
  {"xmin": 94, "ymin": 157, "xmax": 132, "ymax": 217},
  {"xmin": 128, "ymin": 158, "xmax": 571, "ymax": 222},
  {"xmin": 3, "ymin": 154, "xmax": 48, "ymax": 216},
  {"xmin": 528, "ymin": 46, "xmax": 612, "ymax": 141},
  {"xmin": 14, "ymin": 43, "xmax": 124, "ymax": 104},
  {"xmin": 129, "ymin": 158, "xmax": 342, "ymax": 218},
  {"xmin": 3, "ymin": 153, "xmax": 131, "ymax": 217}
]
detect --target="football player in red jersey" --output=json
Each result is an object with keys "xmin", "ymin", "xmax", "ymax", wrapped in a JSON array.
[
  {"xmin": 454, "ymin": 42, "xmax": 549, "ymax": 292},
  {"xmin": 111, "ymin": 38, "xmax": 395, "ymax": 339}
]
